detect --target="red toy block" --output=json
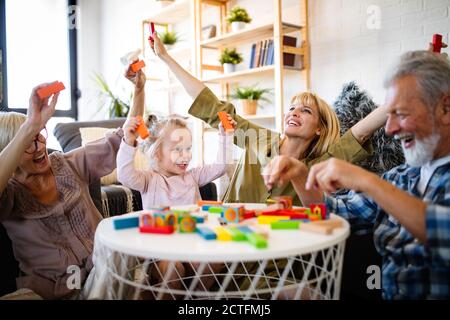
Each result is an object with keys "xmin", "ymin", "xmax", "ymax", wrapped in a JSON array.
[
  {"xmin": 139, "ymin": 225, "xmax": 174, "ymax": 234},
  {"xmin": 218, "ymin": 111, "xmax": 234, "ymax": 132},
  {"xmin": 136, "ymin": 115, "xmax": 150, "ymax": 139},
  {"xmin": 36, "ymin": 82, "xmax": 65, "ymax": 99},
  {"xmin": 243, "ymin": 210, "xmax": 257, "ymax": 220},
  {"xmin": 433, "ymin": 34, "xmax": 443, "ymax": 53},
  {"xmin": 309, "ymin": 204, "xmax": 327, "ymax": 220},
  {"xmin": 198, "ymin": 200, "xmax": 223, "ymax": 206},
  {"xmin": 148, "ymin": 22, "xmax": 155, "ymax": 44},
  {"xmin": 131, "ymin": 60, "xmax": 146, "ymax": 72}
]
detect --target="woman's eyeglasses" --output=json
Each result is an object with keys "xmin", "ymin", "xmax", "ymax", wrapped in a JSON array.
[{"xmin": 25, "ymin": 128, "xmax": 48, "ymax": 154}]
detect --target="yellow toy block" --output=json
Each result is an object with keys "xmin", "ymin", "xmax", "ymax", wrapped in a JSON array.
[
  {"xmin": 257, "ymin": 215, "xmax": 291, "ymax": 225},
  {"xmin": 214, "ymin": 226, "xmax": 233, "ymax": 241}
]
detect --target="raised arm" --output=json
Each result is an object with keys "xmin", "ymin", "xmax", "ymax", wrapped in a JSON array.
[
  {"xmin": 124, "ymin": 63, "xmax": 146, "ymax": 118},
  {"xmin": 350, "ymin": 105, "xmax": 387, "ymax": 144},
  {"xmin": 0, "ymin": 84, "xmax": 59, "ymax": 193},
  {"xmin": 150, "ymin": 32, "xmax": 205, "ymax": 100}
]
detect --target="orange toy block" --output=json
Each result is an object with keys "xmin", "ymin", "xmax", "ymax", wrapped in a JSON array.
[
  {"xmin": 218, "ymin": 111, "xmax": 234, "ymax": 132},
  {"xmin": 135, "ymin": 115, "xmax": 150, "ymax": 139},
  {"xmin": 198, "ymin": 200, "xmax": 223, "ymax": 207},
  {"xmin": 37, "ymin": 82, "xmax": 65, "ymax": 99},
  {"xmin": 131, "ymin": 60, "xmax": 146, "ymax": 72}
]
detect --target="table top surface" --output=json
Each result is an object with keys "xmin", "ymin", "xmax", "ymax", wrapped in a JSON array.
[{"xmin": 95, "ymin": 204, "xmax": 350, "ymax": 262}]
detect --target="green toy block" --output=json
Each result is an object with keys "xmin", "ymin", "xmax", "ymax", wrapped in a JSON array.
[
  {"xmin": 271, "ymin": 221, "xmax": 301, "ymax": 230},
  {"xmin": 245, "ymin": 233, "xmax": 268, "ymax": 249},
  {"xmin": 226, "ymin": 227, "xmax": 246, "ymax": 241},
  {"xmin": 208, "ymin": 207, "xmax": 224, "ymax": 214}
]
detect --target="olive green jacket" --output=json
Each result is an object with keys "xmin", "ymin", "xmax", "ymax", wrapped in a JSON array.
[{"xmin": 189, "ymin": 87, "xmax": 373, "ymax": 206}]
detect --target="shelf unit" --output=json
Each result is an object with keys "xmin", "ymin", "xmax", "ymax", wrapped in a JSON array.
[{"xmin": 141, "ymin": 0, "xmax": 311, "ymax": 165}]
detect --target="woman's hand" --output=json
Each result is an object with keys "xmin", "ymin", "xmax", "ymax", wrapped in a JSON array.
[
  {"xmin": 150, "ymin": 32, "xmax": 168, "ymax": 59},
  {"xmin": 125, "ymin": 62, "xmax": 146, "ymax": 90},
  {"xmin": 262, "ymin": 156, "xmax": 308, "ymax": 190},
  {"xmin": 218, "ymin": 114, "xmax": 237, "ymax": 136},
  {"xmin": 123, "ymin": 117, "xmax": 140, "ymax": 147},
  {"xmin": 27, "ymin": 83, "xmax": 59, "ymax": 132}
]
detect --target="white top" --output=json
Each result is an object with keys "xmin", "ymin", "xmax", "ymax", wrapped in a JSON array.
[
  {"xmin": 417, "ymin": 155, "xmax": 450, "ymax": 195},
  {"xmin": 94, "ymin": 204, "xmax": 350, "ymax": 262}
]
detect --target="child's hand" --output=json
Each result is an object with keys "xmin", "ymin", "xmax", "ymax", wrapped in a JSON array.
[
  {"xmin": 125, "ymin": 61, "xmax": 146, "ymax": 90},
  {"xmin": 123, "ymin": 117, "xmax": 140, "ymax": 146},
  {"xmin": 218, "ymin": 114, "xmax": 237, "ymax": 136},
  {"xmin": 150, "ymin": 32, "xmax": 168, "ymax": 59}
]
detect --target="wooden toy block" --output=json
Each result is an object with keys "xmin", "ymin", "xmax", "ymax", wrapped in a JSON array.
[
  {"xmin": 113, "ymin": 216, "xmax": 139, "ymax": 230},
  {"xmin": 36, "ymin": 82, "xmax": 66, "ymax": 99},
  {"xmin": 313, "ymin": 219, "xmax": 343, "ymax": 228},
  {"xmin": 214, "ymin": 226, "xmax": 233, "ymax": 241},
  {"xmin": 178, "ymin": 215, "xmax": 197, "ymax": 233},
  {"xmin": 218, "ymin": 111, "xmax": 234, "ymax": 132},
  {"xmin": 208, "ymin": 207, "xmax": 224, "ymax": 214},
  {"xmin": 140, "ymin": 225, "xmax": 174, "ymax": 234},
  {"xmin": 247, "ymin": 225, "xmax": 269, "ymax": 239},
  {"xmin": 225, "ymin": 227, "xmax": 246, "ymax": 241},
  {"xmin": 293, "ymin": 208, "xmax": 311, "ymax": 215},
  {"xmin": 236, "ymin": 226, "xmax": 254, "ymax": 234},
  {"xmin": 243, "ymin": 210, "xmax": 256, "ymax": 220},
  {"xmin": 433, "ymin": 34, "xmax": 443, "ymax": 53},
  {"xmin": 139, "ymin": 214, "xmax": 154, "ymax": 227},
  {"xmin": 198, "ymin": 200, "xmax": 223, "ymax": 206},
  {"xmin": 154, "ymin": 213, "xmax": 167, "ymax": 227},
  {"xmin": 131, "ymin": 60, "xmax": 146, "ymax": 72},
  {"xmin": 135, "ymin": 115, "xmax": 150, "ymax": 140},
  {"xmin": 309, "ymin": 204, "xmax": 327, "ymax": 220},
  {"xmin": 245, "ymin": 233, "xmax": 268, "ymax": 249},
  {"xmin": 299, "ymin": 223, "xmax": 333, "ymax": 235},
  {"xmin": 194, "ymin": 216, "xmax": 205, "ymax": 224},
  {"xmin": 222, "ymin": 205, "xmax": 245, "ymax": 223},
  {"xmin": 201, "ymin": 205, "xmax": 211, "ymax": 211},
  {"xmin": 165, "ymin": 213, "xmax": 178, "ymax": 229},
  {"xmin": 273, "ymin": 196, "xmax": 293, "ymax": 209},
  {"xmin": 271, "ymin": 220, "xmax": 301, "ymax": 230},
  {"xmin": 150, "ymin": 22, "xmax": 155, "ymax": 35},
  {"xmin": 257, "ymin": 215, "xmax": 291, "ymax": 225},
  {"xmin": 197, "ymin": 227, "xmax": 217, "ymax": 240}
]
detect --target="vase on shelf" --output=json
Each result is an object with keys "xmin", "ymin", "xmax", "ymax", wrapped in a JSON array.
[
  {"xmin": 231, "ymin": 21, "xmax": 246, "ymax": 32},
  {"xmin": 241, "ymin": 99, "xmax": 258, "ymax": 116},
  {"xmin": 223, "ymin": 63, "xmax": 236, "ymax": 74}
]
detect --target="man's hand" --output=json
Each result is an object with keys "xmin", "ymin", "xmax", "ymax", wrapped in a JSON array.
[
  {"xmin": 306, "ymin": 158, "xmax": 374, "ymax": 194},
  {"xmin": 262, "ymin": 156, "xmax": 308, "ymax": 190},
  {"xmin": 27, "ymin": 82, "xmax": 59, "ymax": 132}
]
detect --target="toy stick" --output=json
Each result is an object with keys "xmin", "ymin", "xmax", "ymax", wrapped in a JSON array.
[
  {"xmin": 271, "ymin": 220, "xmax": 301, "ymax": 230},
  {"xmin": 257, "ymin": 215, "xmax": 291, "ymax": 225},
  {"xmin": 198, "ymin": 200, "xmax": 223, "ymax": 206},
  {"xmin": 135, "ymin": 115, "xmax": 150, "ymax": 139},
  {"xmin": 197, "ymin": 227, "xmax": 217, "ymax": 240},
  {"xmin": 148, "ymin": 22, "xmax": 155, "ymax": 44},
  {"xmin": 214, "ymin": 226, "xmax": 233, "ymax": 241},
  {"xmin": 245, "ymin": 233, "xmax": 268, "ymax": 249},
  {"xmin": 131, "ymin": 60, "xmax": 146, "ymax": 72},
  {"xmin": 299, "ymin": 219, "xmax": 343, "ymax": 235},
  {"xmin": 218, "ymin": 111, "xmax": 234, "ymax": 132},
  {"xmin": 36, "ymin": 82, "xmax": 65, "ymax": 99},
  {"xmin": 113, "ymin": 216, "xmax": 139, "ymax": 230},
  {"xmin": 433, "ymin": 34, "xmax": 443, "ymax": 53},
  {"xmin": 226, "ymin": 227, "xmax": 247, "ymax": 241},
  {"xmin": 139, "ymin": 225, "xmax": 174, "ymax": 234}
]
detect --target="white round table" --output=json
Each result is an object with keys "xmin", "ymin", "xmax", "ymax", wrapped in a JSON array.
[{"xmin": 86, "ymin": 204, "xmax": 350, "ymax": 300}]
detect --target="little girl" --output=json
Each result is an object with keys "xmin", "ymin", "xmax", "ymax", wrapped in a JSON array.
[{"xmin": 117, "ymin": 114, "xmax": 234, "ymax": 208}]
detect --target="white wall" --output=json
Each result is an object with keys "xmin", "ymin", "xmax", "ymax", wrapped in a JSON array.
[{"xmin": 309, "ymin": 0, "xmax": 450, "ymax": 105}]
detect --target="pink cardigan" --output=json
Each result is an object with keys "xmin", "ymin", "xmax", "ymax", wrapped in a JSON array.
[{"xmin": 117, "ymin": 134, "xmax": 232, "ymax": 208}]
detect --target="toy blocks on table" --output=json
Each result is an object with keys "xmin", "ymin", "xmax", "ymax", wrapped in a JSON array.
[
  {"xmin": 433, "ymin": 34, "xmax": 443, "ymax": 53},
  {"xmin": 178, "ymin": 215, "xmax": 197, "ymax": 233},
  {"xmin": 197, "ymin": 227, "xmax": 217, "ymax": 240},
  {"xmin": 135, "ymin": 115, "xmax": 150, "ymax": 140},
  {"xmin": 243, "ymin": 210, "xmax": 257, "ymax": 220},
  {"xmin": 36, "ymin": 82, "xmax": 66, "ymax": 99},
  {"xmin": 258, "ymin": 215, "xmax": 291, "ymax": 225},
  {"xmin": 245, "ymin": 233, "xmax": 268, "ymax": 249},
  {"xmin": 140, "ymin": 225, "xmax": 174, "ymax": 234},
  {"xmin": 309, "ymin": 204, "xmax": 327, "ymax": 220},
  {"xmin": 214, "ymin": 226, "xmax": 233, "ymax": 241},
  {"xmin": 218, "ymin": 111, "xmax": 234, "ymax": 132},
  {"xmin": 114, "ymin": 216, "xmax": 139, "ymax": 230},
  {"xmin": 271, "ymin": 220, "xmax": 301, "ymax": 230},
  {"xmin": 222, "ymin": 205, "xmax": 245, "ymax": 224},
  {"xmin": 131, "ymin": 60, "xmax": 146, "ymax": 72},
  {"xmin": 225, "ymin": 227, "xmax": 247, "ymax": 241}
]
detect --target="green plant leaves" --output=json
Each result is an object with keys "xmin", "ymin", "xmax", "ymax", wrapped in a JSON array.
[
  {"xmin": 226, "ymin": 6, "xmax": 252, "ymax": 24},
  {"xmin": 219, "ymin": 48, "xmax": 243, "ymax": 65}
]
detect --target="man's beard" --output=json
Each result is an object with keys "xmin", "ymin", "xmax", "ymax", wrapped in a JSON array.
[{"xmin": 401, "ymin": 133, "xmax": 440, "ymax": 167}]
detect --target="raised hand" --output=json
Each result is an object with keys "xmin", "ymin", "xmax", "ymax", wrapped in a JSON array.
[
  {"xmin": 27, "ymin": 82, "xmax": 59, "ymax": 132},
  {"xmin": 150, "ymin": 32, "xmax": 168, "ymax": 59},
  {"xmin": 218, "ymin": 113, "xmax": 237, "ymax": 136},
  {"xmin": 124, "ymin": 61, "xmax": 146, "ymax": 90},
  {"xmin": 123, "ymin": 117, "xmax": 140, "ymax": 147}
]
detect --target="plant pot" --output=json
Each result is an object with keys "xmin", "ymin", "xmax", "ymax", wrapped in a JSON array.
[
  {"xmin": 231, "ymin": 21, "xmax": 246, "ymax": 32},
  {"xmin": 164, "ymin": 44, "xmax": 174, "ymax": 51},
  {"xmin": 223, "ymin": 63, "xmax": 236, "ymax": 74},
  {"xmin": 241, "ymin": 99, "xmax": 258, "ymax": 116},
  {"xmin": 158, "ymin": 0, "xmax": 175, "ymax": 8}
]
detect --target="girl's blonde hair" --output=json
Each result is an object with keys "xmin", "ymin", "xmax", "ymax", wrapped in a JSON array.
[
  {"xmin": 289, "ymin": 92, "xmax": 341, "ymax": 160},
  {"xmin": 0, "ymin": 112, "xmax": 27, "ymax": 153},
  {"xmin": 143, "ymin": 114, "xmax": 191, "ymax": 169}
]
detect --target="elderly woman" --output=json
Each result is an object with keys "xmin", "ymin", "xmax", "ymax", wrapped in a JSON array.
[{"xmin": 0, "ymin": 67, "xmax": 145, "ymax": 299}]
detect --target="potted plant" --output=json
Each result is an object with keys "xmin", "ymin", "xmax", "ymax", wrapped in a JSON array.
[
  {"xmin": 230, "ymin": 85, "xmax": 272, "ymax": 116},
  {"xmin": 155, "ymin": 0, "xmax": 175, "ymax": 9},
  {"xmin": 159, "ymin": 30, "xmax": 179, "ymax": 50},
  {"xmin": 219, "ymin": 48, "xmax": 243, "ymax": 74},
  {"xmin": 226, "ymin": 6, "xmax": 252, "ymax": 32},
  {"xmin": 93, "ymin": 73, "xmax": 131, "ymax": 118}
]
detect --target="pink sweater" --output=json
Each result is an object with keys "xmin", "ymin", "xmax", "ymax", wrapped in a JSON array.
[{"xmin": 117, "ymin": 135, "xmax": 232, "ymax": 208}]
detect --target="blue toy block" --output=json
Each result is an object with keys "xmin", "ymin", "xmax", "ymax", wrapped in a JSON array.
[
  {"xmin": 197, "ymin": 227, "xmax": 217, "ymax": 240},
  {"xmin": 113, "ymin": 217, "xmax": 139, "ymax": 230},
  {"xmin": 236, "ymin": 226, "xmax": 254, "ymax": 234},
  {"xmin": 201, "ymin": 205, "xmax": 211, "ymax": 211},
  {"xmin": 194, "ymin": 216, "xmax": 205, "ymax": 224}
]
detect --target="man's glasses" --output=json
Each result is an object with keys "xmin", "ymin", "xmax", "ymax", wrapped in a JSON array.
[{"xmin": 25, "ymin": 128, "xmax": 48, "ymax": 154}]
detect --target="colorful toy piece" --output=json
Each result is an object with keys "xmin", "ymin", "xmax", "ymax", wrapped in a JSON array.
[
  {"xmin": 178, "ymin": 215, "xmax": 197, "ymax": 233},
  {"xmin": 225, "ymin": 227, "xmax": 246, "ymax": 241},
  {"xmin": 197, "ymin": 227, "xmax": 217, "ymax": 240},
  {"xmin": 222, "ymin": 205, "xmax": 245, "ymax": 223},
  {"xmin": 208, "ymin": 206, "xmax": 224, "ymax": 215},
  {"xmin": 140, "ymin": 225, "xmax": 174, "ymax": 234},
  {"xmin": 218, "ymin": 111, "xmax": 234, "ymax": 132},
  {"xmin": 148, "ymin": 22, "xmax": 155, "ymax": 44},
  {"xmin": 433, "ymin": 34, "xmax": 443, "ymax": 53},
  {"xmin": 214, "ymin": 226, "xmax": 233, "ymax": 241},
  {"xmin": 245, "ymin": 233, "xmax": 268, "ymax": 249},
  {"xmin": 36, "ymin": 82, "xmax": 65, "ymax": 99},
  {"xmin": 131, "ymin": 60, "xmax": 146, "ymax": 72},
  {"xmin": 299, "ymin": 219, "xmax": 343, "ymax": 235},
  {"xmin": 257, "ymin": 215, "xmax": 291, "ymax": 225},
  {"xmin": 309, "ymin": 204, "xmax": 327, "ymax": 220},
  {"xmin": 135, "ymin": 115, "xmax": 150, "ymax": 139},
  {"xmin": 271, "ymin": 220, "xmax": 301, "ymax": 230},
  {"xmin": 114, "ymin": 216, "xmax": 139, "ymax": 230},
  {"xmin": 198, "ymin": 200, "xmax": 223, "ymax": 207},
  {"xmin": 268, "ymin": 196, "xmax": 293, "ymax": 209}
]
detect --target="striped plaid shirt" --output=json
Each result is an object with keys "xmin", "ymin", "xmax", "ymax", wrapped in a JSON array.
[{"xmin": 326, "ymin": 162, "xmax": 450, "ymax": 300}]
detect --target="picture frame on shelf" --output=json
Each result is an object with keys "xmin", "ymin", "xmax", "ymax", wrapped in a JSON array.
[{"xmin": 202, "ymin": 24, "xmax": 216, "ymax": 40}]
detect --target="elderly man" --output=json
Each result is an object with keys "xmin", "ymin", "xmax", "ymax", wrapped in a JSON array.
[{"xmin": 263, "ymin": 51, "xmax": 450, "ymax": 299}]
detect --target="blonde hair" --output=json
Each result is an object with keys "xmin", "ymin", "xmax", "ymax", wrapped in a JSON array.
[
  {"xmin": 143, "ymin": 114, "xmax": 191, "ymax": 169},
  {"xmin": 0, "ymin": 112, "xmax": 27, "ymax": 153},
  {"xmin": 289, "ymin": 92, "xmax": 341, "ymax": 160}
]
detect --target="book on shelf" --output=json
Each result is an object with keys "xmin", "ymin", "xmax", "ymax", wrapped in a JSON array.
[{"xmin": 248, "ymin": 36, "xmax": 296, "ymax": 69}]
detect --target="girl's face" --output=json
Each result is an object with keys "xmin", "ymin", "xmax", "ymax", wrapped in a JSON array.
[
  {"xmin": 283, "ymin": 103, "xmax": 321, "ymax": 141},
  {"xmin": 158, "ymin": 127, "xmax": 193, "ymax": 176}
]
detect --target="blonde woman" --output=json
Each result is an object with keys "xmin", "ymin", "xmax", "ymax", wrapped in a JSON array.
[{"xmin": 150, "ymin": 32, "xmax": 387, "ymax": 205}]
